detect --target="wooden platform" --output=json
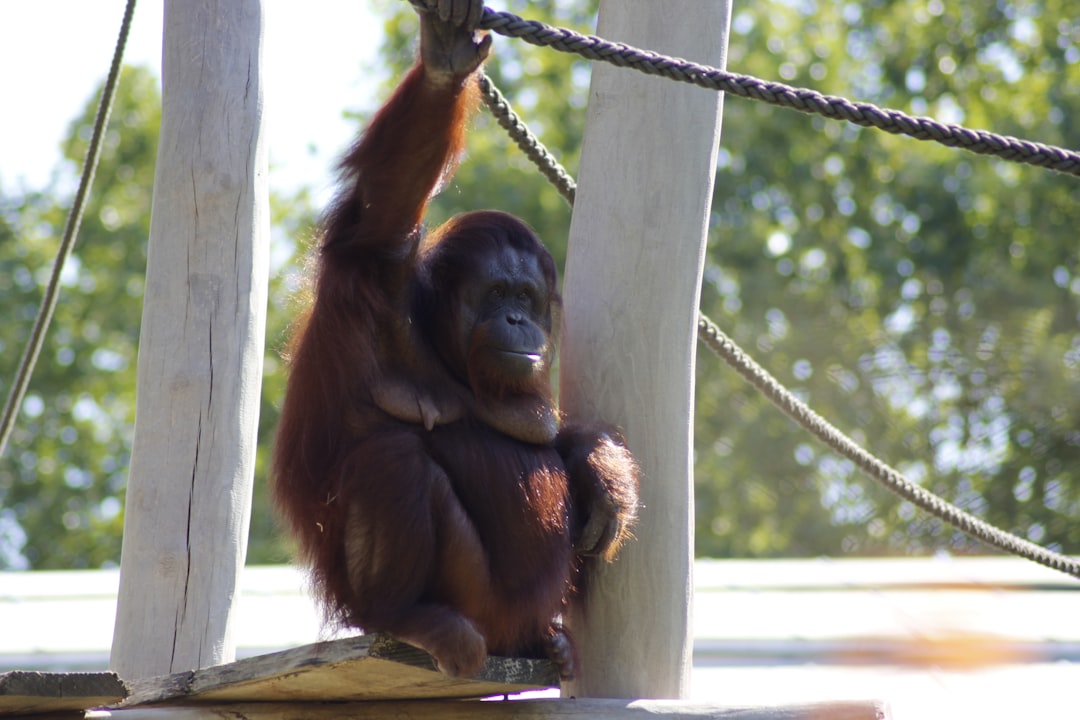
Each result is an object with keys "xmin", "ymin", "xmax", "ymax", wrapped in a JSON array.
[
  {"xmin": 0, "ymin": 635, "xmax": 556, "ymax": 717},
  {"xmin": 0, "ymin": 635, "xmax": 889, "ymax": 718},
  {"xmin": 120, "ymin": 634, "xmax": 557, "ymax": 707},
  {"xmin": 99, "ymin": 699, "xmax": 891, "ymax": 719}
]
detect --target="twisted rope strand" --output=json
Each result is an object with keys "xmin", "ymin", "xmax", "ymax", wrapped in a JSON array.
[
  {"xmin": 476, "ymin": 7, "xmax": 1080, "ymax": 178},
  {"xmin": 477, "ymin": 73, "xmax": 577, "ymax": 204},
  {"xmin": 478, "ymin": 72, "xmax": 1079, "ymax": 580}
]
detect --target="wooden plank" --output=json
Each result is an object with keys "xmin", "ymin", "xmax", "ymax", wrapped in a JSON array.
[
  {"xmin": 97, "ymin": 698, "xmax": 891, "ymax": 719},
  {"xmin": 0, "ymin": 671, "xmax": 126, "ymax": 716},
  {"xmin": 120, "ymin": 635, "xmax": 557, "ymax": 707}
]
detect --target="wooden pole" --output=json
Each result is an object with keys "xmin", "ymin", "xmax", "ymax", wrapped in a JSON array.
[
  {"xmin": 560, "ymin": 1, "xmax": 731, "ymax": 699},
  {"xmin": 110, "ymin": 0, "xmax": 269, "ymax": 679}
]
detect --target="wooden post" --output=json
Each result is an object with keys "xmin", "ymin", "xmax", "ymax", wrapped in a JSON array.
[
  {"xmin": 110, "ymin": 0, "xmax": 269, "ymax": 679},
  {"xmin": 560, "ymin": 1, "xmax": 731, "ymax": 699}
]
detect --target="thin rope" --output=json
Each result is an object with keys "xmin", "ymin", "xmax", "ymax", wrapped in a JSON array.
[
  {"xmin": 478, "ymin": 73, "xmax": 1080, "ymax": 581},
  {"xmin": 0, "ymin": 0, "xmax": 138, "ymax": 459},
  {"xmin": 471, "ymin": 6, "xmax": 1080, "ymax": 178},
  {"xmin": 478, "ymin": 72, "xmax": 577, "ymax": 204}
]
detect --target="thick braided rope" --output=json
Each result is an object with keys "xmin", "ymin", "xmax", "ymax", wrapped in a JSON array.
[
  {"xmin": 0, "ymin": 0, "xmax": 138, "ymax": 459},
  {"xmin": 477, "ymin": 73, "xmax": 577, "ymax": 204},
  {"xmin": 698, "ymin": 315, "xmax": 1080, "ymax": 580},
  {"xmin": 475, "ymin": 7, "xmax": 1080, "ymax": 178},
  {"xmin": 477, "ymin": 72, "xmax": 1080, "ymax": 580}
]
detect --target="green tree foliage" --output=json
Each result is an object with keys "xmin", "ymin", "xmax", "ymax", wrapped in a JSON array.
[
  {"xmin": 0, "ymin": 66, "xmax": 315, "ymax": 569},
  {"xmin": 0, "ymin": 67, "xmax": 159, "ymax": 568},
  {"xmin": 252, "ymin": 185, "xmax": 320, "ymax": 566},
  {"xmin": 695, "ymin": 0, "xmax": 1080, "ymax": 557}
]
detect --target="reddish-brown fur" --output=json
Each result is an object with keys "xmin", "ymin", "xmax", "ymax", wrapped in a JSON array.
[{"xmin": 272, "ymin": 33, "xmax": 637, "ymax": 679}]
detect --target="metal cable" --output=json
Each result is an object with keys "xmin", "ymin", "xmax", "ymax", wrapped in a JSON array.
[{"xmin": 0, "ymin": 0, "xmax": 138, "ymax": 458}]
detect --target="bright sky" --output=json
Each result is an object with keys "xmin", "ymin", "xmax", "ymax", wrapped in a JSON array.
[{"xmin": 0, "ymin": 1, "xmax": 386, "ymax": 203}]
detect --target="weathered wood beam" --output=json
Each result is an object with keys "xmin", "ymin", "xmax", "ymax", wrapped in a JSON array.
[
  {"xmin": 119, "ymin": 635, "xmax": 555, "ymax": 707},
  {"xmin": 94, "ymin": 699, "xmax": 890, "ymax": 719},
  {"xmin": 0, "ymin": 671, "xmax": 126, "ymax": 716}
]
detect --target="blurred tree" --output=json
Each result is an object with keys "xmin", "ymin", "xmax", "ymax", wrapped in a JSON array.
[
  {"xmin": 0, "ymin": 66, "xmax": 159, "ymax": 568},
  {"xmin": 0, "ymin": 65, "xmax": 315, "ymax": 569},
  {"xmin": 251, "ymin": 184, "xmax": 320, "ymax": 565},
  {"xmin": 694, "ymin": 0, "xmax": 1080, "ymax": 557}
]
